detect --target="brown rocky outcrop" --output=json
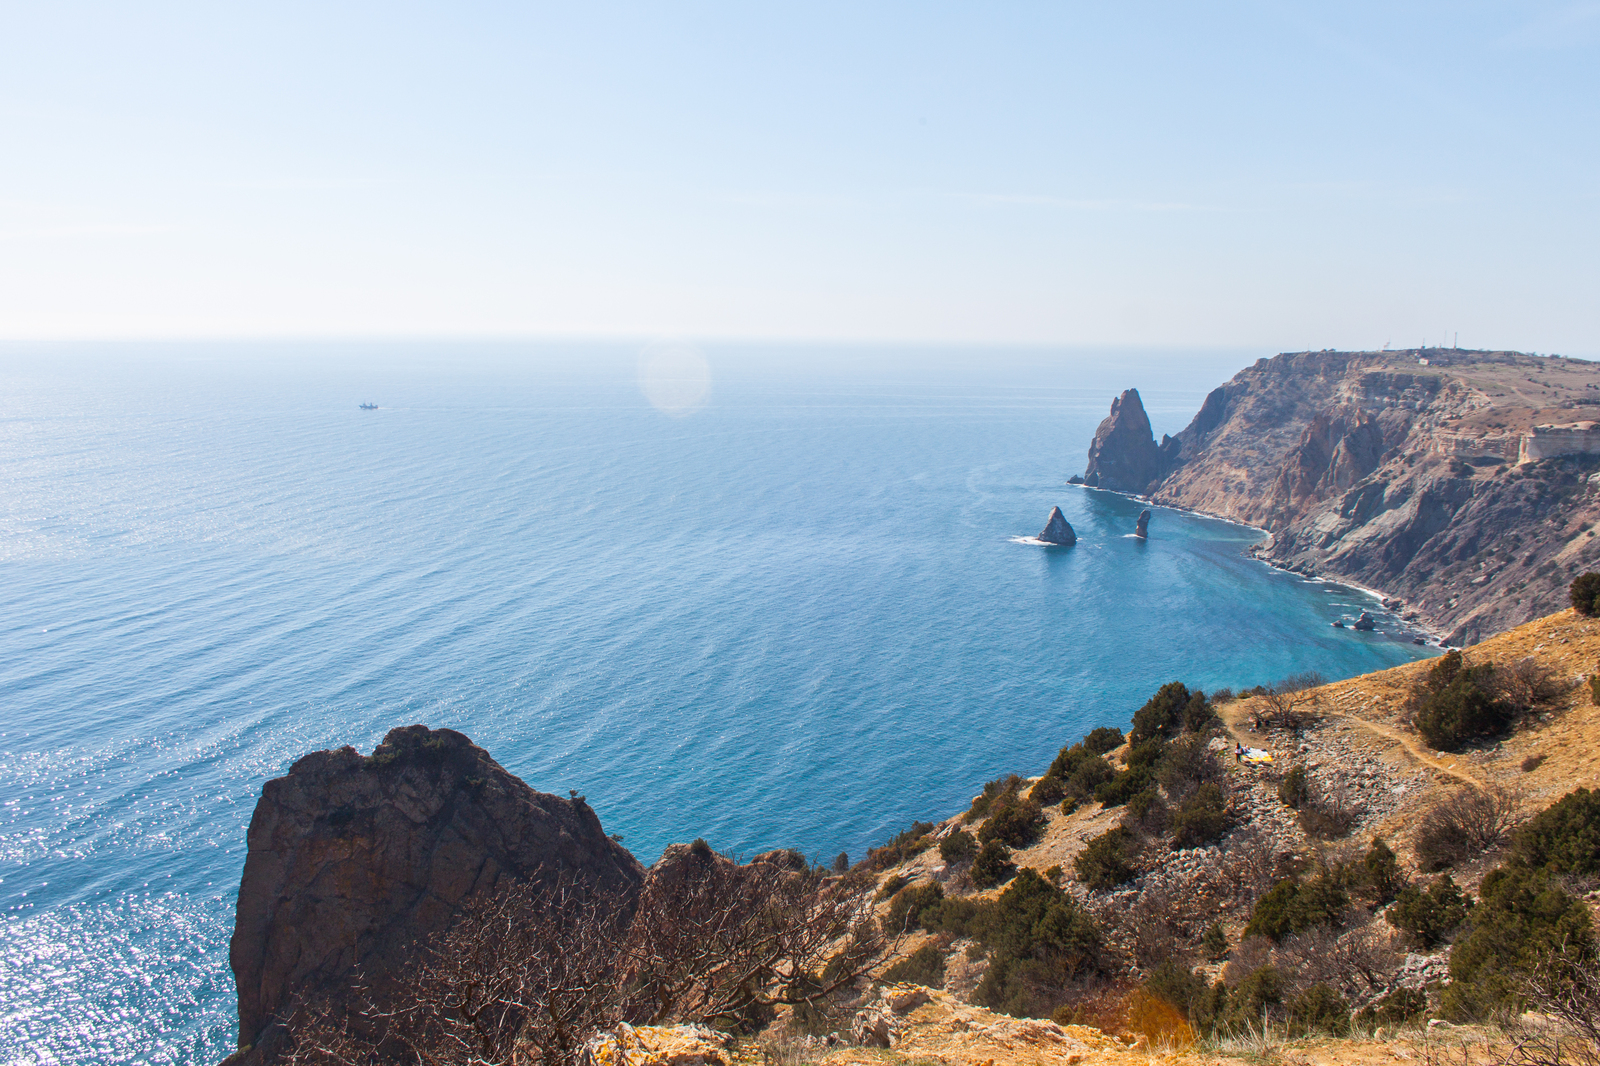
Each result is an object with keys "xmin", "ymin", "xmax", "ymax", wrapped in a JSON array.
[
  {"xmin": 229, "ymin": 725, "xmax": 643, "ymax": 1060},
  {"xmin": 1084, "ymin": 349, "xmax": 1600, "ymax": 644},
  {"xmin": 1037, "ymin": 506, "xmax": 1077, "ymax": 545},
  {"xmin": 1082, "ymin": 389, "xmax": 1172, "ymax": 493}
]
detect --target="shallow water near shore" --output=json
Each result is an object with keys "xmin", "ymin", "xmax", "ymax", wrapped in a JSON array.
[{"xmin": 0, "ymin": 342, "xmax": 1434, "ymax": 1063}]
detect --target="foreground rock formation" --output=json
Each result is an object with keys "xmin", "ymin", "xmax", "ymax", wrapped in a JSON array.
[
  {"xmin": 229, "ymin": 725, "xmax": 643, "ymax": 1060},
  {"xmin": 1080, "ymin": 349, "xmax": 1600, "ymax": 643},
  {"xmin": 1038, "ymin": 506, "xmax": 1077, "ymax": 545}
]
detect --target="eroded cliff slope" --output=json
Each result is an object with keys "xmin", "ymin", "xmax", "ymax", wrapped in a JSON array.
[{"xmin": 1083, "ymin": 350, "xmax": 1600, "ymax": 644}]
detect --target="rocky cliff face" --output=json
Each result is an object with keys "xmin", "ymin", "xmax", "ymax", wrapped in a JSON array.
[
  {"xmin": 1082, "ymin": 350, "xmax": 1600, "ymax": 644},
  {"xmin": 230, "ymin": 725, "xmax": 643, "ymax": 1059}
]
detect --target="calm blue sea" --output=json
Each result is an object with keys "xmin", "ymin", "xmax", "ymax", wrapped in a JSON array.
[{"xmin": 0, "ymin": 342, "xmax": 1432, "ymax": 1064}]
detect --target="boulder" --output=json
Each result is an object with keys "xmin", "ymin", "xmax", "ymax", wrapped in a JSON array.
[
  {"xmin": 1353, "ymin": 611, "xmax": 1377, "ymax": 631},
  {"xmin": 229, "ymin": 725, "xmax": 643, "ymax": 1060},
  {"xmin": 1134, "ymin": 509, "xmax": 1150, "ymax": 538},
  {"xmin": 1037, "ymin": 506, "xmax": 1077, "ymax": 545},
  {"xmin": 585, "ymin": 1023, "xmax": 732, "ymax": 1066},
  {"xmin": 1082, "ymin": 389, "xmax": 1170, "ymax": 493}
]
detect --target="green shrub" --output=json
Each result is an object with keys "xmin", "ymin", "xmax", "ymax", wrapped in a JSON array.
[
  {"xmin": 1083, "ymin": 726, "xmax": 1125, "ymax": 754},
  {"xmin": 1200, "ymin": 922, "xmax": 1229, "ymax": 961},
  {"xmin": 1570, "ymin": 572, "xmax": 1600, "ymax": 616},
  {"xmin": 1127, "ymin": 788, "xmax": 1170, "ymax": 834},
  {"xmin": 964, "ymin": 868, "xmax": 1106, "ymax": 1017},
  {"xmin": 881, "ymin": 941, "xmax": 947, "ymax": 987},
  {"xmin": 832, "ymin": 851, "xmax": 849, "ymax": 873},
  {"xmin": 887, "ymin": 882, "xmax": 946, "ymax": 933},
  {"xmin": 868, "ymin": 821, "xmax": 937, "ymax": 868},
  {"xmin": 1066, "ymin": 756, "xmax": 1115, "ymax": 800},
  {"xmin": 877, "ymin": 873, "xmax": 909, "ymax": 900},
  {"xmin": 1244, "ymin": 869, "xmax": 1349, "ymax": 942},
  {"xmin": 971, "ymin": 840, "xmax": 1014, "ymax": 888},
  {"xmin": 939, "ymin": 828, "xmax": 977, "ymax": 864},
  {"xmin": 1143, "ymin": 959, "xmax": 1209, "ymax": 1022},
  {"xmin": 978, "ymin": 794, "xmax": 1045, "ymax": 849},
  {"xmin": 1387, "ymin": 875, "xmax": 1470, "ymax": 949},
  {"xmin": 1244, "ymin": 879, "xmax": 1301, "ymax": 942},
  {"xmin": 1442, "ymin": 865, "xmax": 1595, "ymax": 1020},
  {"xmin": 1183, "ymin": 693, "xmax": 1220, "ymax": 734},
  {"xmin": 1094, "ymin": 764, "xmax": 1155, "ymax": 807},
  {"xmin": 1033, "ymin": 743, "xmax": 1116, "ymax": 806},
  {"xmin": 1128, "ymin": 682, "xmax": 1214, "ymax": 744},
  {"xmin": 1157, "ymin": 734, "xmax": 1224, "ymax": 801},
  {"xmin": 1130, "ymin": 682, "xmax": 1193, "ymax": 744},
  {"xmin": 1170, "ymin": 781, "xmax": 1231, "ymax": 849},
  {"xmin": 1224, "ymin": 967, "xmax": 1283, "ymax": 1031},
  {"xmin": 1361, "ymin": 838, "xmax": 1403, "ymax": 904},
  {"xmin": 1511, "ymin": 787, "xmax": 1600, "ymax": 876},
  {"xmin": 1287, "ymin": 984, "xmax": 1350, "ymax": 1036},
  {"xmin": 966, "ymin": 776, "xmax": 1023, "ymax": 823},
  {"xmin": 1075, "ymin": 826, "xmax": 1137, "ymax": 890},
  {"xmin": 1354, "ymin": 987, "xmax": 1428, "ymax": 1029},
  {"xmin": 1278, "ymin": 765, "xmax": 1309, "ymax": 810},
  {"xmin": 1125, "ymin": 737, "xmax": 1166, "ymax": 770},
  {"xmin": 1409, "ymin": 650, "xmax": 1513, "ymax": 751}
]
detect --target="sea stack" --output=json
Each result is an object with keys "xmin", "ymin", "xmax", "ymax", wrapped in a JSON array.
[
  {"xmin": 1081, "ymin": 389, "xmax": 1178, "ymax": 493},
  {"xmin": 1353, "ymin": 611, "xmax": 1376, "ymax": 631},
  {"xmin": 1038, "ymin": 506, "xmax": 1077, "ymax": 545},
  {"xmin": 1134, "ymin": 509, "xmax": 1150, "ymax": 538}
]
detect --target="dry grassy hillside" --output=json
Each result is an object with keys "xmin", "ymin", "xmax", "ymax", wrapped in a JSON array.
[{"xmin": 798, "ymin": 608, "xmax": 1600, "ymax": 1066}]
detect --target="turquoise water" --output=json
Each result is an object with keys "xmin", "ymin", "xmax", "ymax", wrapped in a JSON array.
[{"xmin": 0, "ymin": 343, "xmax": 1431, "ymax": 1063}]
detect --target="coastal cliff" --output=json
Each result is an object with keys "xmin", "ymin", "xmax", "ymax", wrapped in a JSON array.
[
  {"xmin": 1083, "ymin": 350, "xmax": 1600, "ymax": 644},
  {"xmin": 229, "ymin": 725, "xmax": 643, "ymax": 1062}
]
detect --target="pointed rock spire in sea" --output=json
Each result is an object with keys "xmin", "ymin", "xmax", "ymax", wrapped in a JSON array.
[
  {"xmin": 1038, "ymin": 506, "xmax": 1077, "ymax": 545},
  {"xmin": 1135, "ymin": 509, "xmax": 1150, "ymax": 538}
]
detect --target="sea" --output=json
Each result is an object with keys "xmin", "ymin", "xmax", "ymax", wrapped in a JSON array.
[{"xmin": 0, "ymin": 342, "xmax": 1434, "ymax": 1064}]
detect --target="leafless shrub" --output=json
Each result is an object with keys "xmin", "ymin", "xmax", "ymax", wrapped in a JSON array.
[
  {"xmin": 284, "ymin": 857, "xmax": 894, "ymax": 1065},
  {"xmin": 1493, "ymin": 954, "xmax": 1600, "ymax": 1066},
  {"xmin": 1414, "ymin": 786, "xmax": 1521, "ymax": 872},
  {"xmin": 1114, "ymin": 881, "xmax": 1187, "ymax": 970},
  {"xmin": 1493, "ymin": 657, "xmax": 1569, "ymax": 713},
  {"xmin": 617, "ymin": 856, "xmax": 891, "ymax": 1032},
  {"xmin": 1298, "ymin": 778, "xmax": 1364, "ymax": 841},
  {"xmin": 1207, "ymin": 827, "xmax": 1295, "ymax": 910},
  {"xmin": 1250, "ymin": 672, "xmax": 1326, "ymax": 732},
  {"xmin": 285, "ymin": 877, "xmax": 629, "ymax": 1066},
  {"xmin": 1222, "ymin": 936, "xmax": 1274, "ymax": 986},
  {"xmin": 1274, "ymin": 920, "xmax": 1403, "ymax": 998}
]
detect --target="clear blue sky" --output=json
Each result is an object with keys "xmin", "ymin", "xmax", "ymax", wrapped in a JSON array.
[{"xmin": 2, "ymin": 2, "xmax": 1596, "ymax": 353}]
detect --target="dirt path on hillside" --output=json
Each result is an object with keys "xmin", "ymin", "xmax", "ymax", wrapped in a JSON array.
[
  {"xmin": 1222, "ymin": 701, "xmax": 1487, "ymax": 789},
  {"xmin": 1318, "ymin": 709, "xmax": 1487, "ymax": 788}
]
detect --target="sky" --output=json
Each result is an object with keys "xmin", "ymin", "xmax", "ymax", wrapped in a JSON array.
[{"xmin": 1, "ymin": 2, "xmax": 1597, "ymax": 353}]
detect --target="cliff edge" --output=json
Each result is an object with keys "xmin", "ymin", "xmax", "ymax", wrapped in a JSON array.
[
  {"xmin": 1082, "ymin": 349, "xmax": 1600, "ymax": 644},
  {"xmin": 229, "ymin": 724, "xmax": 643, "ymax": 1060}
]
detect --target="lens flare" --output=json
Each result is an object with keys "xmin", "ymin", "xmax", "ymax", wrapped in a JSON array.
[{"xmin": 637, "ymin": 342, "xmax": 711, "ymax": 416}]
